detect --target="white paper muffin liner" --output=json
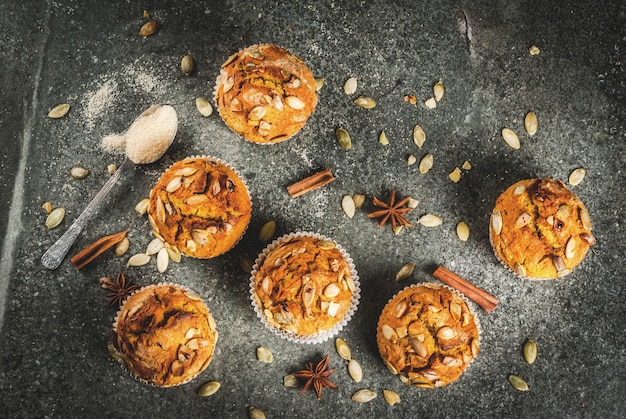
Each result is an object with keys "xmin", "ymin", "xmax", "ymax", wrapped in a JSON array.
[
  {"xmin": 249, "ymin": 231, "xmax": 361, "ymax": 344},
  {"xmin": 111, "ymin": 282, "xmax": 218, "ymax": 388},
  {"xmin": 149, "ymin": 155, "xmax": 251, "ymax": 259},
  {"xmin": 376, "ymin": 282, "xmax": 481, "ymax": 387}
]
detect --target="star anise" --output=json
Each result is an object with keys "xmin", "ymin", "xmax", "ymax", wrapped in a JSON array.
[
  {"xmin": 292, "ymin": 354, "xmax": 338, "ymax": 400},
  {"xmin": 367, "ymin": 189, "xmax": 415, "ymax": 230},
  {"xmin": 99, "ymin": 273, "xmax": 138, "ymax": 308}
]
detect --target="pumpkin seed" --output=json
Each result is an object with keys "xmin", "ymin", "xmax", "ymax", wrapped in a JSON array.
[
  {"xmin": 285, "ymin": 96, "xmax": 305, "ymax": 110},
  {"xmin": 352, "ymin": 193, "xmax": 365, "ymax": 208},
  {"xmin": 283, "ymin": 374, "xmax": 299, "ymax": 387},
  {"xmin": 139, "ymin": 20, "xmax": 159, "ymax": 36},
  {"xmin": 396, "ymin": 262, "xmax": 414, "ymax": 282},
  {"xmin": 407, "ymin": 197, "xmax": 419, "ymax": 208},
  {"xmin": 127, "ymin": 253, "xmax": 150, "ymax": 267},
  {"xmin": 523, "ymin": 339, "xmax": 537, "ymax": 364},
  {"xmin": 568, "ymin": 168, "xmax": 586, "ymax": 186},
  {"xmin": 379, "ymin": 131, "xmax": 389, "ymax": 145},
  {"xmin": 529, "ymin": 45, "xmax": 540, "ymax": 55},
  {"xmin": 352, "ymin": 389, "xmax": 377, "ymax": 403},
  {"xmin": 383, "ymin": 389, "xmax": 400, "ymax": 406},
  {"xmin": 353, "ymin": 96, "xmax": 376, "ymax": 109},
  {"xmin": 45, "ymin": 207, "xmax": 65, "ymax": 229},
  {"xmin": 115, "ymin": 237, "xmax": 130, "ymax": 256},
  {"xmin": 348, "ymin": 359, "xmax": 363, "ymax": 382},
  {"xmin": 344, "ymin": 77, "xmax": 357, "ymax": 95},
  {"xmin": 336, "ymin": 127, "xmax": 352, "ymax": 150},
  {"xmin": 413, "ymin": 125, "xmax": 426, "ymax": 148},
  {"xmin": 198, "ymin": 381, "xmax": 220, "ymax": 397},
  {"xmin": 107, "ymin": 164, "xmax": 117, "ymax": 175},
  {"xmin": 146, "ymin": 238, "xmax": 164, "ymax": 255},
  {"xmin": 456, "ymin": 221, "xmax": 470, "ymax": 241},
  {"xmin": 449, "ymin": 167, "xmax": 462, "ymax": 183},
  {"xmin": 433, "ymin": 81, "xmax": 444, "ymax": 102},
  {"xmin": 315, "ymin": 77, "xmax": 325, "ymax": 91},
  {"xmin": 462, "ymin": 160, "xmax": 472, "ymax": 170},
  {"xmin": 256, "ymin": 346, "xmax": 273, "ymax": 363},
  {"xmin": 135, "ymin": 198, "xmax": 150, "ymax": 215},
  {"xmin": 248, "ymin": 406, "xmax": 266, "ymax": 419},
  {"xmin": 502, "ymin": 128, "xmax": 520, "ymax": 149},
  {"xmin": 407, "ymin": 154, "xmax": 417, "ymax": 166},
  {"xmin": 156, "ymin": 247, "xmax": 169, "ymax": 273},
  {"xmin": 491, "ymin": 210, "xmax": 503, "ymax": 234},
  {"xmin": 70, "ymin": 166, "xmax": 89, "ymax": 179},
  {"xmin": 508, "ymin": 374, "xmax": 529, "ymax": 391},
  {"xmin": 48, "ymin": 103, "xmax": 70, "ymax": 119},
  {"xmin": 524, "ymin": 111, "xmax": 538, "ymax": 136},
  {"xmin": 418, "ymin": 213, "xmax": 442, "ymax": 227},
  {"xmin": 259, "ymin": 220, "xmax": 277, "ymax": 242},
  {"xmin": 181, "ymin": 54, "xmax": 195, "ymax": 75},
  {"xmin": 418, "ymin": 154, "xmax": 433, "ymax": 174},
  {"xmin": 42, "ymin": 201, "xmax": 53, "ymax": 213},
  {"xmin": 341, "ymin": 195, "xmax": 356, "ymax": 219},
  {"xmin": 239, "ymin": 255, "xmax": 254, "ymax": 274},
  {"xmin": 335, "ymin": 338, "xmax": 351, "ymax": 360},
  {"xmin": 196, "ymin": 97, "xmax": 213, "ymax": 117},
  {"xmin": 424, "ymin": 97, "xmax": 437, "ymax": 109}
]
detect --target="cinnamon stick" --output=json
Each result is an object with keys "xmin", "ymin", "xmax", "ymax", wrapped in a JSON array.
[
  {"xmin": 287, "ymin": 168, "xmax": 335, "ymax": 198},
  {"xmin": 71, "ymin": 228, "xmax": 130, "ymax": 269},
  {"xmin": 433, "ymin": 265, "xmax": 499, "ymax": 313}
]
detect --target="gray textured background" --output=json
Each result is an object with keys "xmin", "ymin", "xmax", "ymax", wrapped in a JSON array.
[{"xmin": 1, "ymin": 0, "xmax": 624, "ymax": 417}]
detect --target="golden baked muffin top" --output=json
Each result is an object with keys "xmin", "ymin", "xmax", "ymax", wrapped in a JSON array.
[
  {"xmin": 377, "ymin": 283, "xmax": 480, "ymax": 388},
  {"xmin": 215, "ymin": 44, "xmax": 318, "ymax": 144},
  {"xmin": 148, "ymin": 157, "xmax": 251, "ymax": 259},
  {"xmin": 252, "ymin": 235, "xmax": 357, "ymax": 339},
  {"xmin": 490, "ymin": 178, "xmax": 596, "ymax": 279},
  {"xmin": 111, "ymin": 285, "xmax": 218, "ymax": 387}
]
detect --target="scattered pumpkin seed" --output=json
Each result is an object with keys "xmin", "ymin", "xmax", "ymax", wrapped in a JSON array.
[
  {"xmin": 407, "ymin": 197, "xmax": 419, "ymax": 208},
  {"xmin": 145, "ymin": 238, "xmax": 165, "ymax": 255},
  {"xmin": 383, "ymin": 389, "xmax": 400, "ymax": 406},
  {"xmin": 198, "ymin": 381, "xmax": 220, "ymax": 397},
  {"xmin": 196, "ymin": 97, "xmax": 213, "ymax": 117},
  {"xmin": 352, "ymin": 193, "xmax": 365, "ymax": 208},
  {"xmin": 352, "ymin": 389, "xmax": 377, "ymax": 403},
  {"xmin": 418, "ymin": 154, "xmax": 434, "ymax": 174},
  {"xmin": 424, "ymin": 97, "xmax": 437, "ymax": 109},
  {"xmin": 335, "ymin": 338, "xmax": 351, "ymax": 360},
  {"xmin": 315, "ymin": 77, "xmax": 325, "ymax": 91},
  {"xmin": 336, "ymin": 127, "xmax": 352, "ymax": 150},
  {"xmin": 529, "ymin": 45, "xmax": 540, "ymax": 55},
  {"xmin": 433, "ymin": 81, "xmax": 444, "ymax": 102},
  {"xmin": 501, "ymin": 128, "xmax": 520, "ymax": 149},
  {"xmin": 353, "ymin": 96, "xmax": 376, "ymax": 109},
  {"xmin": 127, "ymin": 253, "xmax": 150, "ymax": 267},
  {"xmin": 407, "ymin": 154, "xmax": 417, "ymax": 166},
  {"xmin": 348, "ymin": 359, "xmax": 363, "ymax": 383},
  {"xmin": 449, "ymin": 167, "xmax": 462, "ymax": 183},
  {"xmin": 48, "ymin": 103, "xmax": 70, "ymax": 119},
  {"xmin": 239, "ymin": 255, "xmax": 254, "ymax": 274},
  {"xmin": 508, "ymin": 374, "xmax": 529, "ymax": 391},
  {"xmin": 42, "ymin": 201, "xmax": 53, "ymax": 213},
  {"xmin": 568, "ymin": 168, "xmax": 586, "ymax": 186},
  {"xmin": 156, "ymin": 247, "xmax": 169, "ymax": 273},
  {"xmin": 181, "ymin": 54, "xmax": 195, "ymax": 76},
  {"xmin": 344, "ymin": 77, "xmax": 357, "ymax": 95},
  {"xmin": 462, "ymin": 160, "xmax": 472, "ymax": 170},
  {"xmin": 115, "ymin": 237, "xmax": 130, "ymax": 256},
  {"xmin": 524, "ymin": 111, "xmax": 538, "ymax": 136},
  {"xmin": 256, "ymin": 346, "xmax": 273, "ymax": 363},
  {"xmin": 523, "ymin": 339, "xmax": 537, "ymax": 364},
  {"xmin": 107, "ymin": 164, "xmax": 117, "ymax": 175},
  {"xmin": 378, "ymin": 131, "xmax": 389, "ymax": 145},
  {"xmin": 248, "ymin": 406, "xmax": 266, "ymax": 419},
  {"xmin": 45, "ymin": 207, "xmax": 65, "ymax": 229},
  {"xmin": 418, "ymin": 213, "xmax": 442, "ymax": 227},
  {"xmin": 341, "ymin": 195, "xmax": 356, "ymax": 219},
  {"xmin": 396, "ymin": 262, "xmax": 414, "ymax": 282},
  {"xmin": 135, "ymin": 198, "xmax": 150, "ymax": 215},
  {"xmin": 413, "ymin": 125, "xmax": 426, "ymax": 148},
  {"xmin": 139, "ymin": 20, "xmax": 159, "ymax": 36},
  {"xmin": 283, "ymin": 374, "xmax": 299, "ymax": 387},
  {"xmin": 456, "ymin": 221, "xmax": 470, "ymax": 241},
  {"xmin": 393, "ymin": 225, "xmax": 403, "ymax": 235},
  {"xmin": 70, "ymin": 165, "xmax": 89, "ymax": 179},
  {"xmin": 259, "ymin": 220, "xmax": 277, "ymax": 242}
]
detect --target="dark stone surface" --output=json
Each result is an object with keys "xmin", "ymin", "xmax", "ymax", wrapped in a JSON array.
[{"xmin": 0, "ymin": 1, "xmax": 624, "ymax": 417}]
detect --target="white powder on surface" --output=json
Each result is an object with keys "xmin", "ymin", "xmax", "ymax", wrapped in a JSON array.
[{"xmin": 101, "ymin": 133, "xmax": 127, "ymax": 155}]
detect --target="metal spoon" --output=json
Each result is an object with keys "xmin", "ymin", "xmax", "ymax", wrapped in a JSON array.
[{"xmin": 41, "ymin": 104, "xmax": 178, "ymax": 270}]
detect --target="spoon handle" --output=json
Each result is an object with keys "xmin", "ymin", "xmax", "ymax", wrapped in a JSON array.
[{"xmin": 41, "ymin": 157, "xmax": 134, "ymax": 270}]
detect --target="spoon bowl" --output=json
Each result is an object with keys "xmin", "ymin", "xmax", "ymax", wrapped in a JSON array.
[{"xmin": 41, "ymin": 104, "xmax": 178, "ymax": 270}]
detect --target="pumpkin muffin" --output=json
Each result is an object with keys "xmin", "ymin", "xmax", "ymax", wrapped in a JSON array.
[
  {"xmin": 376, "ymin": 283, "xmax": 480, "ymax": 388},
  {"xmin": 215, "ymin": 44, "xmax": 318, "ymax": 144},
  {"xmin": 250, "ymin": 232, "xmax": 360, "ymax": 343},
  {"xmin": 148, "ymin": 156, "xmax": 251, "ymax": 259},
  {"xmin": 110, "ymin": 284, "xmax": 218, "ymax": 387},
  {"xmin": 489, "ymin": 178, "xmax": 596, "ymax": 279}
]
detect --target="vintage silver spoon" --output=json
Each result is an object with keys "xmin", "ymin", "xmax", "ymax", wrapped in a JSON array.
[{"xmin": 41, "ymin": 104, "xmax": 178, "ymax": 270}]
